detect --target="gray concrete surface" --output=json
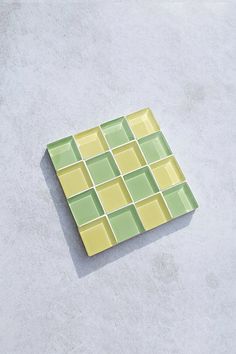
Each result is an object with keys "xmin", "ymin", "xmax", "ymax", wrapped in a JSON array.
[{"xmin": 1, "ymin": 2, "xmax": 236, "ymax": 354}]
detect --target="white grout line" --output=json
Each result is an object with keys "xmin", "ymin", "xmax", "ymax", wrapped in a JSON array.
[
  {"xmin": 51, "ymin": 115, "xmax": 194, "ymax": 236},
  {"xmin": 99, "ymin": 124, "xmax": 148, "ymax": 231},
  {"xmin": 119, "ymin": 124, "xmax": 187, "ymax": 218},
  {"xmin": 97, "ymin": 125, "xmax": 137, "ymax": 238},
  {"xmin": 124, "ymin": 134, "xmax": 175, "ymax": 219},
  {"xmin": 77, "ymin": 180, "xmax": 196, "ymax": 230}
]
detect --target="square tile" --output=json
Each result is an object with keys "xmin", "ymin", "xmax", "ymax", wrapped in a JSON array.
[
  {"xmin": 136, "ymin": 194, "xmax": 172, "ymax": 230},
  {"xmin": 68, "ymin": 189, "xmax": 104, "ymax": 226},
  {"xmin": 139, "ymin": 131, "xmax": 172, "ymax": 163},
  {"xmin": 163, "ymin": 183, "xmax": 198, "ymax": 218},
  {"xmin": 101, "ymin": 117, "xmax": 134, "ymax": 148},
  {"xmin": 86, "ymin": 152, "xmax": 120, "ymax": 185},
  {"xmin": 112, "ymin": 141, "xmax": 146, "ymax": 174},
  {"xmin": 126, "ymin": 108, "xmax": 160, "ymax": 138},
  {"xmin": 74, "ymin": 127, "xmax": 108, "ymax": 159},
  {"xmin": 151, "ymin": 156, "xmax": 185, "ymax": 190},
  {"xmin": 96, "ymin": 177, "xmax": 132, "ymax": 213},
  {"xmin": 47, "ymin": 136, "xmax": 81, "ymax": 171},
  {"xmin": 57, "ymin": 161, "xmax": 92, "ymax": 198},
  {"xmin": 108, "ymin": 205, "xmax": 144, "ymax": 242},
  {"xmin": 79, "ymin": 217, "xmax": 117, "ymax": 256},
  {"xmin": 124, "ymin": 167, "xmax": 159, "ymax": 202}
]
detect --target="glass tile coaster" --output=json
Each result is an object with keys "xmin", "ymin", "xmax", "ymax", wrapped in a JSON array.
[{"xmin": 47, "ymin": 108, "xmax": 198, "ymax": 256}]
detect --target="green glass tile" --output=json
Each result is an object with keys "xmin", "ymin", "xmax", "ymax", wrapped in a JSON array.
[
  {"xmin": 47, "ymin": 137, "xmax": 81, "ymax": 171},
  {"xmin": 108, "ymin": 205, "xmax": 144, "ymax": 242},
  {"xmin": 86, "ymin": 152, "xmax": 120, "ymax": 185},
  {"xmin": 139, "ymin": 131, "xmax": 172, "ymax": 163},
  {"xmin": 163, "ymin": 183, "xmax": 198, "ymax": 218},
  {"xmin": 68, "ymin": 189, "xmax": 104, "ymax": 226},
  {"xmin": 101, "ymin": 117, "xmax": 134, "ymax": 148},
  {"xmin": 124, "ymin": 167, "xmax": 159, "ymax": 202}
]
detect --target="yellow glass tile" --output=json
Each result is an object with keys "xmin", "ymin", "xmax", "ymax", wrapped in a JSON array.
[
  {"xmin": 136, "ymin": 194, "xmax": 171, "ymax": 230},
  {"xmin": 74, "ymin": 127, "xmax": 108, "ymax": 159},
  {"xmin": 126, "ymin": 108, "xmax": 160, "ymax": 138},
  {"xmin": 57, "ymin": 161, "xmax": 92, "ymax": 198},
  {"xmin": 151, "ymin": 156, "xmax": 185, "ymax": 190},
  {"xmin": 112, "ymin": 141, "xmax": 146, "ymax": 174},
  {"xmin": 79, "ymin": 217, "xmax": 117, "ymax": 256},
  {"xmin": 96, "ymin": 177, "xmax": 131, "ymax": 213}
]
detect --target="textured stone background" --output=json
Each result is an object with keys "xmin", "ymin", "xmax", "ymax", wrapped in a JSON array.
[{"xmin": 1, "ymin": 2, "xmax": 236, "ymax": 354}]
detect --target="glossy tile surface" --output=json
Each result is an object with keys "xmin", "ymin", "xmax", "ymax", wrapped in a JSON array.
[
  {"xmin": 112, "ymin": 141, "xmax": 146, "ymax": 174},
  {"xmin": 74, "ymin": 127, "xmax": 108, "ymax": 159},
  {"xmin": 86, "ymin": 152, "xmax": 120, "ymax": 185},
  {"xmin": 139, "ymin": 131, "xmax": 172, "ymax": 163},
  {"xmin": 124, "ymin": 167, "xmax": 159, "ymax": 202},
  {"xmin": 48, "ymin": 108, "xmax": 198, "ymax": 256},
  {"xmin": 68, "ymin": 189, "xmax": 104, "ymax": 226},
  {"xmin": 101, "ymin": 117, "xmax": 134, "ymax": 148},
  {"xmin": 151, "ymin": 156, "xmax": 185, "ymax": 190},
  {"xmin": 57, "ymin": 162, "xmax": 92, "ymax": 198},
  {"xmin": 126, "ymin": 108, "xmax": 160, "ymax": 138},
  {"xmin": 47, "ymin": 137, "xmax": 81, "ymax": 171},
  {"xmin": 96, "ymin": 177, "xmax": 131, "ymax": 213},
  {"xmin": 136, "ymin": 194, "xmax": 171, "ymax": 230},
  {"xmin": 108, "ymin": 206, "xmax": 144, "ymax": 242},
  {"xmin": 163, "ymin": 183, "xmax": 198, "ymax": 218},
  {"xmin": 79, "ymin": 217, "xmax": 117, "ymax": 256}
]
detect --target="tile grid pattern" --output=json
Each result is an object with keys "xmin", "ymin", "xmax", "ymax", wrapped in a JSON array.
[{"xmin": 47, "ymin": 109, "xmax": 198, "ymax": 256}]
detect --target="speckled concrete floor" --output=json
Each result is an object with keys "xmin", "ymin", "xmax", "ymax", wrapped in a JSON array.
[{"xmin": 1, "ymin": 2, "xmax": 236, "ymax": 353}]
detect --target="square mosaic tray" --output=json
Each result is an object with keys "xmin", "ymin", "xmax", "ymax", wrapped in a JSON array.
[{"xmin": 47, "ymin": 108, "xmax": 198, "ymax": 256}]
